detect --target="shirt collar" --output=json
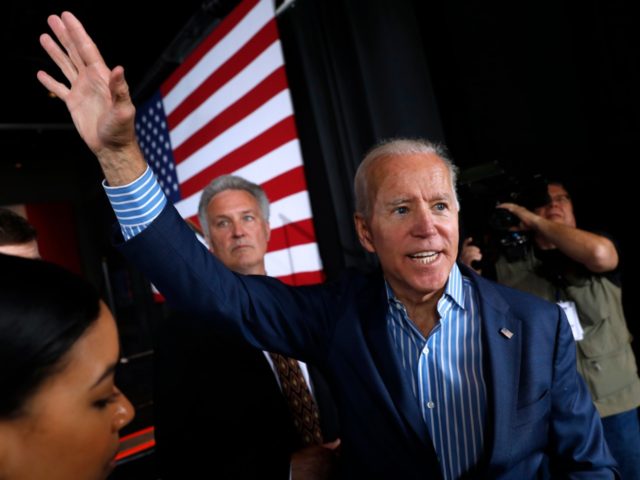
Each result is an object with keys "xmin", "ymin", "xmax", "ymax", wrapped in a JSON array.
[
  {"xmin": 444, "ymin": 263, "xmax": 466, "ymax": 310},
  {"xmin": 384, "ymin": 263, "xmax": 466, "ymax": 311}
]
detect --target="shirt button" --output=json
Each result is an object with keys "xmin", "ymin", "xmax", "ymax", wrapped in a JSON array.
[
  {"xmin": 424, "ymin": 347, "xmax": 429, "ymax": 354},
  {"xmin": 426, "ymin": 401, "xmax": 435, "ymax": 409}
]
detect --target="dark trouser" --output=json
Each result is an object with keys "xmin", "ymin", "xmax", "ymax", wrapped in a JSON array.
[{"xmin": 602, "ymin": 408, "xmax": 640, "ymax": 479}]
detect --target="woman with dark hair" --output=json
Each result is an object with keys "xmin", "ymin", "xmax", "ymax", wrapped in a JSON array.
[{"xmin": 0, "ymin": 253, "xmax": 134, "ymax": 479}]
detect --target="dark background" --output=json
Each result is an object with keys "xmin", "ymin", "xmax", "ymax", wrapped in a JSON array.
[
  {"xmin": 3, "ymin": 0, "xmax": 635, "ymax": 294},
  {"xmin": 1, "ymin": 0, "xmax": 638, "ymax": 474}
]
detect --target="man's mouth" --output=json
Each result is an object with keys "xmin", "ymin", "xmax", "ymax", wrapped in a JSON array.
[{"xmin": 407, "ymin": 251, "xmax": 439, "ymax": 264}]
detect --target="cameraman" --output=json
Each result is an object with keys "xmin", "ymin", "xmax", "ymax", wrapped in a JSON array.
[{"xmin": 462, "ymin": 181, "xmax": 640, "ymax": 478}]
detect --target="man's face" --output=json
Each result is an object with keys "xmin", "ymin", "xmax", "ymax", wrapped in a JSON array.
[
  {"xmin": 534, "ymin": 184, "xmax": 576, "ymax": 228},
  {"xmin": 355, "ymin": 153, "xmax": 459, "ymax": 305},
  {"xmin": 205, "ymin": 189, "xmax": 270, "ymax": 275}
]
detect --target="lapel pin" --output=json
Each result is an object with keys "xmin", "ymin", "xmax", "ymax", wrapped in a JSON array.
[{"xmin": 500, "ymin": 328, "xmax": 514, "ymax": 339}]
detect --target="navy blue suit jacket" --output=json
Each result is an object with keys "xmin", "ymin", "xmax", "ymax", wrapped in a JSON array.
[{"xmin": 119, "ymin": 204, "xmax": 617, "ymax": 479}]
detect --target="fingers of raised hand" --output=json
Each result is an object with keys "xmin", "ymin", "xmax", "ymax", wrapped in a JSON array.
[
  {"xmin": 46, "ymin": 14, "xmax": 86, "ymax": 76},
  {"xmin": 36, "ymin": 69, "xmax": 69, "ymax": 101},
  {"xmin": 39, "ymin": 32, "xmax": 78, "ymax": 84},
  {"xmin": 44, "ymin": 13, "xmax": 106, "ymax": 80},
  {"xmin": 60, "ymin": 12, "xmax": 107, "ymax": 69}
]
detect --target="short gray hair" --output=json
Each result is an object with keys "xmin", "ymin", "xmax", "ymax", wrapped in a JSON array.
[
  {"xmin": 197, "ymin": 175, "xmax": 270, "ymax": 240},
  {"xmin": 354, "ymin": 138, "xmax": 460, "ymax": 218}
]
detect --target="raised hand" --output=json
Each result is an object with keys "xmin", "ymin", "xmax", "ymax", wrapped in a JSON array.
[{"xmin": 37, "ymin": 12, "xmax": 146, "ymax": 185}]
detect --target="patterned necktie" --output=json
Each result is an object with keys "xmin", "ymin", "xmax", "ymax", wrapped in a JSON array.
[{"xmin": 269, "ymin": 352, "xmax": 323, "ymax": 445}]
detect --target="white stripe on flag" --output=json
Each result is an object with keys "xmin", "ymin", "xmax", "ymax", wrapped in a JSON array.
[
  {"xmin": 233, "ymin": 139, "xmax": 303, "ymax": 184},
  {"xmin": 175, "ymin": 89, "xmax": 294, "ymax": 183},
  {"xmin": 163, "ymin": 0, "xmax": 274, "ymax": 114},
  {"xmin": 172, "ymin": 140, "xmax": 303, "ymax": 218},
  {"xmin": 265, "ymin": 243, "xmax": 323, "ymax": 278},
  {"xmin": 268, "ymin": 191, "xmax": 313, "ymax": 230},
  {"xmin": 168, "ymin": 41, "xmax": 284, "ymax": 149}
]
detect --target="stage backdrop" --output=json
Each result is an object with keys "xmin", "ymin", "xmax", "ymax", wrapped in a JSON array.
[{"xmin": 135, "ymin": 0, "xmax": 323, "ymax": 286}]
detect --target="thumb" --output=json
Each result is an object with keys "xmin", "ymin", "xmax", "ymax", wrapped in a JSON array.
[
  {"xmin": 110, "ymin": 66, "xmax": 133, "ymax": 107},
  {"xmin": 463, "ymin": 237, "xmax": 473, "ymax": 246}
]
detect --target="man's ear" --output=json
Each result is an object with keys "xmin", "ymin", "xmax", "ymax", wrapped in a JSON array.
[{"xmin": 354, "ymin": 213, "xmax": 375, "ymax": 253}]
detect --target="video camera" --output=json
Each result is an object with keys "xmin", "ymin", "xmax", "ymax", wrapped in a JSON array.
[{"xmin": 488, "ymin": 175, "xmax": 551, "ymax": 261}]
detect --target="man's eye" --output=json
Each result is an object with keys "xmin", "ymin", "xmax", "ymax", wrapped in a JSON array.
[
  {"xmin": 243, "ymin": 215, "xmax": 255, "ymax": 222},
  {"xmin": 434, "ymin": 203, "xmax": 448, "ymax": 211},
  {"xmin": 394, "ymin": 206, "xmax": 409, "ymax": 215},
  {"xmin": 216, "ymin": 220, "xmax": 229, "ymax": 228}
]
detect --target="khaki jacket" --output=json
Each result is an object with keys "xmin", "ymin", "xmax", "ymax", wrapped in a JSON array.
[{"xmin": 496, "ymin": 246, "xmax": 640, "ymax": 417}]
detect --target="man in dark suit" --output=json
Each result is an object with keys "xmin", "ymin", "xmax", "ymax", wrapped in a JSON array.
[
  {"xmin": 154, "ymin": 175, "xmax": 339, "ymax": 479},
  {"xmin": 39, "ymin": 12, "xmax": 618, "ymax": 478}
]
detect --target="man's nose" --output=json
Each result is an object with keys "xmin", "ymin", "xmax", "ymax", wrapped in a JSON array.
[
  {"xmin": 411, "ymin": 207, "xmax": 437, "ymax": 237},
  {"xmin": 231, "ymin": 221, "xmax": 246, "ymax": 237}
]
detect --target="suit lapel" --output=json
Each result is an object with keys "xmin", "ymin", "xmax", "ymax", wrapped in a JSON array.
[
  {"xmin": 360, "ymin": 273, "xmax": 433, "ymax": 449},
  {"xmin": 358, "ymin": 268, "xmax": 525, "ymax": 472},
  {"xmin": 471, "ymin": 272, "xmax": 522, "ymax": 471}
]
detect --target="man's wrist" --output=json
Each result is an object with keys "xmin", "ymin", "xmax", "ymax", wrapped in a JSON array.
[{"xmin": 97, "ymin": 143, "xmax": 147, "ymax": 187}]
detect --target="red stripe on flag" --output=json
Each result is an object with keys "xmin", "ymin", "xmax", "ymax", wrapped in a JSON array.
[
  {"xmin": 276, "ymin": 270, "xmax": 325, "ymax": 286},
  {"xmin": 261, "ymin": 165, "xmax": 307, "ymax": 204},
  {"xmin": 172, "ymin": 67, "xmax": 288, "ymax": 164},
  {"xmin": 267, "ymin": 219, "xmax": 318, "ymax": 252},
  {"xmin": 161, "ymin": 0, "xmax": 261, "ymax": 94},
  {"xmin": 167, "ymin": 20, "xmax": 279, "ymax": 129},
  {"xmin": 115, "ymin": 440, "xmax": 156, "ymax": 461},
  {"xmin": 179, "ymin": 116, "xmax": 298, "ymax": 197}
]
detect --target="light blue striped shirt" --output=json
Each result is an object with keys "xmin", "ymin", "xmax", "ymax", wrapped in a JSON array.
[
  {"xmin": 103, "ymin": 166, "xmax": 167, "ymax": 240},
  {"xmin": 386, "ymin": 264, "xmax": 487, "ymax": 480}
]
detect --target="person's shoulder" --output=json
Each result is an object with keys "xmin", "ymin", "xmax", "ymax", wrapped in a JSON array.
[
  {"xmin": 466, "ymin": 266, "xmax": 559, "ymax": 315},
  {"xmin": 494, "ymin": 279, "xmax": 557, "ymax": 311}
]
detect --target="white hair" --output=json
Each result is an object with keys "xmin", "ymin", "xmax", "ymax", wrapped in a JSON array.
[
  {"xmin": 354, "ymin": 138, "xmax": 460, "ymax": 218},
  {"xmin": 197, "ymin": 175, "xmax": 269, "ymax": 241}
]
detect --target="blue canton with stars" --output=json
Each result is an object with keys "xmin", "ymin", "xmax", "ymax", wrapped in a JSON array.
[{"xmin": 134, "ymin": 91, "xmax": 181, "ymax": 204}]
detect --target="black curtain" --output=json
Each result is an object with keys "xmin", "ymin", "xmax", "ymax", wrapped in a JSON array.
[{"xmin": 278, "ymin": 0, "xmax": 444, "ymax": 278}]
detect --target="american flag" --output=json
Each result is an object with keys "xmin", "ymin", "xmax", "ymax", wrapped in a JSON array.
[{"xmin": 134, "ymin": 0, "xmax": 323, "ymax": 286}]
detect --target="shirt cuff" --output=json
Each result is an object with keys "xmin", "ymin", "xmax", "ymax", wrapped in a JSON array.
[{"xmin": 103, "ymin": 166, "xmax": 168, "ymax": 240}]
